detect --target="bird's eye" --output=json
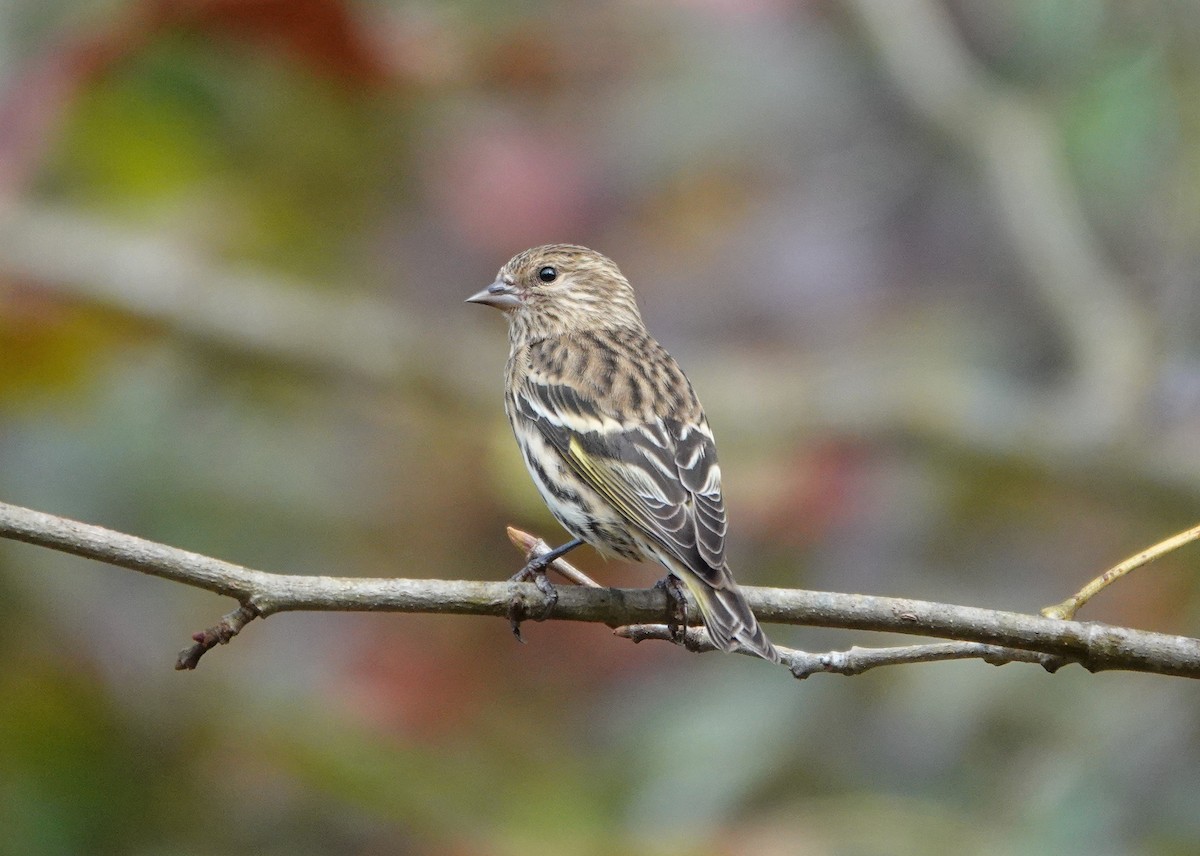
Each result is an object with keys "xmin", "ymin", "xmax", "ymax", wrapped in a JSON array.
[{"xmin": 538, "ymin": 266, "xmax": 558, "ymax": 283}]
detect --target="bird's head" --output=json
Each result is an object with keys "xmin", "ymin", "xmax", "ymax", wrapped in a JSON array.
[{"xmin": 467, "ymin": 244, "xmax": 643, "ymax": 343}]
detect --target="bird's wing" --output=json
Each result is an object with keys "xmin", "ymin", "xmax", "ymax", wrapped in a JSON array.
[{"xmin": 511, "ymin": 376, "xmax": 730, "ymax": 587}]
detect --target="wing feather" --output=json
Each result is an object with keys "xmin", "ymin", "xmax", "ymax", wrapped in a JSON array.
[{"xmin": 512, "ymin": 375, "xmax": 730, "ymax": 587}]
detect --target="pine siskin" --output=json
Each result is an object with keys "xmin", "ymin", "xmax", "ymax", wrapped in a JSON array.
[{"xmin": 467, "ymin": 245, "xmax": 780, "ymax": 663}]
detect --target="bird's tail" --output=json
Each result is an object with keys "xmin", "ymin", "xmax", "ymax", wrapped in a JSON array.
[{"xmin": 677, "ymin": 569, "xmax": 781, "ymax": 664}]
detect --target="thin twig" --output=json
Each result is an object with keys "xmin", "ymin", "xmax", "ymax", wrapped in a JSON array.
[
  {"xmin": 176, "ymin": 604, "xmax": 260, "ymax": 670},
  {"xmin": 506, "ymin": 526, "xmax": 601, "ymax": 588},
  {"xmin": 1042, "ymin": 521, "xmax": 1200, "ymax": 620},
  {"xmin": 1, "ymin": 501, "xmax": 1199, "ymax": 676},
  {"xmin": 614, "ymin": 623, "xmax": 1067, "ymax": 677}
]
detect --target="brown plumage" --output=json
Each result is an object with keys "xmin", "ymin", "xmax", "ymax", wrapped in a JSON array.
[{"xmin": 468, "ymin": 244, "xmax": 780, "ymax": 663}]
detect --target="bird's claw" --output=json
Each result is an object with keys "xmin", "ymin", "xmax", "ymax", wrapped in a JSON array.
[
  {"xmin": 654, "ymin": 576, "xmax": 689, "ymax": 644},
  {"xmin": 507, "ymin": 556, "xmax": 559, "ymax": 641}
]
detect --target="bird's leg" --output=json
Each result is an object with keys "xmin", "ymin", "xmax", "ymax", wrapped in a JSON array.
[
  {"xmin": 507, "ymin": 537, "xmax": 584, "ymax": 640},
  {"xmin": 654, "ymin": 575, "xmax": 689, "ymax": 645}
]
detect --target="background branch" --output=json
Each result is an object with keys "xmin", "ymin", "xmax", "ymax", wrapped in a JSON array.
[
  {"xmin": 2, "ymin": 500, "xmax": 1197, "ymax": 678},
  {"xmin": 8, "ymin": 199, "xmax": 1199, "ymax": 503},
  {"xmin": 850, "ymin": 0, "xmax": 1153, "ymax": 445}
]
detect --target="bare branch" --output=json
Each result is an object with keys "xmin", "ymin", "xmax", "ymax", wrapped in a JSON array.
[
  {"xmin": 1043, "ymin": 521, "xmax": 1200, "ymax": 620},
  {"xmin": 615, "ymin": 623, "xmax": 1067, "ymax": 677},
  {"xmin": 1, "ymin": 500, "xmax": 1198, "ymax": 677},
  {"xmin": 176, "ymin": 604, "xmax": 260, "ymax": 670},
  {"xmin": 506, "ymin": 526, "xmax": 601, "ymax": 588}
]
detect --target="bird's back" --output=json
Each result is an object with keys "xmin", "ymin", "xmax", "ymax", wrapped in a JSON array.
[{"xmin": 507, "ymin": 327, "xmax": 702, "ymax": 426}]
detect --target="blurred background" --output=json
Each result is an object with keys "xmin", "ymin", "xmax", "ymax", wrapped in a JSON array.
[{"xmin": 2, "ymin": 0, "xmax": 1200, "ymax": 853}]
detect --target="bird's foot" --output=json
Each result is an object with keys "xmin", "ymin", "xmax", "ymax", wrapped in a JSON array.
[
  {"xmin": 654, "ymin": 575, "xmax": 689, "ymax": 645},
  {"xmin": 506, "ymin": 538, "xmax": 582, "ymax": 641}
]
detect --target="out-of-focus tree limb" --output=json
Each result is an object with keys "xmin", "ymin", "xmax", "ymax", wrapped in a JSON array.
[
  {"xmin": 2, "ymin": 500, "xmax": 1198, "ymax": 677},
  {"xmin": 849, "ymin": 0, "xmax": 1154, "ymax": 446},
  {"xmin": 4, "ymin": 200, "xmax": 1200, "ymax": 502},
  {"xmin": 0, "ymin": 202, "xmax": 432, "ymax": 386}
]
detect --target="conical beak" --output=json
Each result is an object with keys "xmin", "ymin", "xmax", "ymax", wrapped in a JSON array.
[{"xmin": 465, "ymin": 280, "xmax": 521, "ymax": 310}]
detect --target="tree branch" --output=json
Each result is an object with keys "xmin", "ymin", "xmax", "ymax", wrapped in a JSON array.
[
  {"xmin": 1, "ymin": 500, "xmax": 1198, "ymax": 678},
  {"xmin": 1042, "ymin": 521, "xmax": 1200, "ymax": 620},
  {"xmin": 615, "ymin": 624, "xmax": 1068, "ymax": 677},
  {"xmin": 850, "ymin": 0, "xmax": 1153, "ymax": 445}
]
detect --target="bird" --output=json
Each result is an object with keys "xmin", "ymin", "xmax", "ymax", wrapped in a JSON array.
[{"xmin": 466, "ymin": 244, "xmax": 780, "ymax": 664}]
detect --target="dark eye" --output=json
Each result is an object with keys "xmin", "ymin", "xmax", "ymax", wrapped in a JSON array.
[{"xmin": 537, "ymin": 266, "xmax": 558, "ymax": 283}]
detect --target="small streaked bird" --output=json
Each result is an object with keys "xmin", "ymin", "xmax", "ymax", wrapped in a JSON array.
[{"xmin": 467, "ymin": 245, "xmax": 780, "ymax": 663}]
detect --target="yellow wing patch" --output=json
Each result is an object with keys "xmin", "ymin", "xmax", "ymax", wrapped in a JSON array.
[{"xmin": 567, "ymin": 435, "xmax": 649, "ymax": 528}]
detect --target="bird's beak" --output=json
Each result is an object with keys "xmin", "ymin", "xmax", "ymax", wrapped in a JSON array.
[{"xmin": 465, "ymin": 280, "xmax": 521, "ymax": 310}]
